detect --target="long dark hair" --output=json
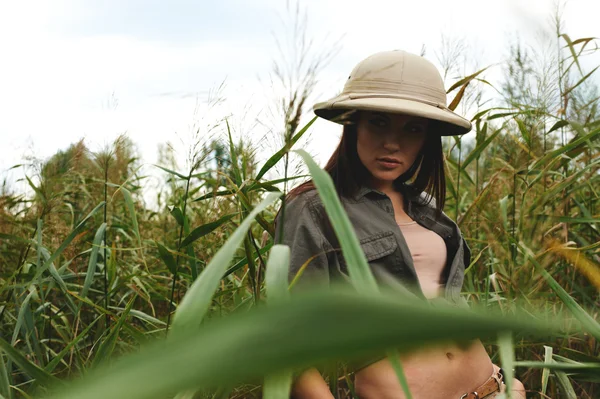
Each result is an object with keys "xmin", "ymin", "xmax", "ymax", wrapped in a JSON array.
[{"xmin": 287, "ymin": 118, "xmax": 447, "ymax": 212}]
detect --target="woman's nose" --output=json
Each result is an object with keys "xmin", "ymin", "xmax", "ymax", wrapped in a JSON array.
[{"xmin": 382, "ymin": 140, "xmax": 401, "ymax": 151}]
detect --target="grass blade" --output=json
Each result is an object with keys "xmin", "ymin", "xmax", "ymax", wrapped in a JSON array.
[
  {"xmin": 0, "ymin": 351, "xmax": 11, "ymax": 399},
  {"xmin": 264, "ymin": 245, "xmax": 290, "ymax": 303},
  {"xmin": 461, "ymin": 128, "xmax": 501, "ymax": 169},
  {"xmin": 295, "ymin": 149, "xmax": 378, "ymax": 292},
  {"xmin": 91, "ymin": 298, "xmax": 135, "ymax": 369},
  {"xmin": 530, "ymin": 126, "xmax": 600, "ymax": 171},
  {"xmin": 297, "ymin": 149, "xmax": 412, "ymax": 396},
  {"xmin": 223, "ymin": 243, "xmax": 272, "ymax": 278},
  {"xmin": 80, "ymin": 223, "xmax": 106, "ymax": 300},
  {"xmin": 388, "ymin": 351, "xmax": 412, "ymax": 399},
  {"xmin": 263, "ymin": 245, "xmax": 292, "ymax": 399},
  {"xmin": 498, "ymin": 332, "xmax": 514, "ymax": 398},
  {"xmin": 156, "ymin": 242, "xmax": 177, "ymax": 274},
  {"xmin": 154, "ymin": 165, "xmax": 189, "ymax": 180},
  {"xmin": 535, "ymin": 262, "xmax": 600, "ymax": 339},
  {"xmin": 0, "ymin": 337, "xmax": 59, "ymax": 388},
  {"xmin": 42, "ymin": 289, "xmax": 554, "ymax": 399},
  {"xmin": 181, "ymin": 214, "xmax": 236, "ymax": 248},
  {"xmin": 45, "ymin": 317, "xmax": 100, "ymax": 373},
  {"xmin": 555, "ymin": 369, "xmax": 577, "ymax": 399},
  {"xmin": 226, "ymin": 120, "xmax": 243, "ymax": 186},
  {"xmin": 255, "ymin": 117, "xmax": 316, "ymax": 181},
  {"xmin": 32, "ymin": 202, "xmax": 105, "ymax": 284},
  {"xmin": 542, "ymin": 346, "xmax": 552, "ymax": 396},
  {"xmin": 120, "ymin": 187, "xmax": 142, "ymax": 253},
  {"xmin": 171, "ymin": 192, "xmax": 280, "ymax": 333}
]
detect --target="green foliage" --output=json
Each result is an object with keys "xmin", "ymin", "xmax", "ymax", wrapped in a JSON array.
[{"xmin": 0, "ymin": 26, "xmax": 598, "ymax": 399}]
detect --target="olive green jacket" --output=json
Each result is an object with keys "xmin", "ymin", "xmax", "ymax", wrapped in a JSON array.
[{"xmin": 274, "ymin": 185, "xmax": 471, "ymax": 303}]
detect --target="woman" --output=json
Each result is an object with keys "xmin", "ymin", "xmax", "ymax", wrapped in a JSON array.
[{"xmin": 275, "ymin": 51, "xmax": 526, "ymax": 399}]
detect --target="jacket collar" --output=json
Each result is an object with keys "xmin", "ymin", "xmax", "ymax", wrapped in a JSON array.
[{"xmin": 352, "ymin": 183, "xmax": 424, "ymax": 205}]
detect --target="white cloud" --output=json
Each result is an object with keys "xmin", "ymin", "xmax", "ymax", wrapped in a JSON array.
[{"xmin": 1, "ymin": 0, "xmax": 598, "ymax": 198}]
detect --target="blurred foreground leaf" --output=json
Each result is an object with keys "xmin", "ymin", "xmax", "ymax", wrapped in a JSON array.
[{"xmin": 43, "ymin": 288, "xmax": 555, "ymax": 399}]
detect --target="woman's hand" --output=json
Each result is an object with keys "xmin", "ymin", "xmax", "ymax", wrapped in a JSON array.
[{"xmin": 493, "ymin": 364, "xmax": 526, "ymax": 399}]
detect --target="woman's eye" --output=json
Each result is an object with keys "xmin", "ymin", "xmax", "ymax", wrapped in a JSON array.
[
  {"xmin": 369, "ymin": 118, "xmax": 388, "ymax": 127},
  {"xmin": 406, "ymin": 123, "xmax": 425, "ymax": 133}
]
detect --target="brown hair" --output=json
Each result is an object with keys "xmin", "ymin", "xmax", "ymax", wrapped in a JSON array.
[{"xmin": 287, "ymin": 118, "xmax": 447, "ymax": 213}]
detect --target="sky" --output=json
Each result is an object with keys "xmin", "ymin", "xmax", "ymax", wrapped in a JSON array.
[{"xmin": 1, "ymin": 0, "xmax": 599, "ymax": 205}]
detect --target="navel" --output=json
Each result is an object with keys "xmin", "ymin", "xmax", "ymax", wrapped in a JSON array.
[{"xmin": 446, "ymin": 352, "xmax": 454, "ymax": 360}]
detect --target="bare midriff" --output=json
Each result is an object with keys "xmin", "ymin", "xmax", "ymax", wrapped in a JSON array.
[
  {"xmin": 354, "ymin": 339, "xmax": 494, "ymax": 399},
  {"xmin": 354, "ymin": 285, "xmax": 494, "ymax": 399}
]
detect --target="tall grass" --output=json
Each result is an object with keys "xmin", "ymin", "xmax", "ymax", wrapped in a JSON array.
[{"xmin": 0, "ymin": 20, "xmax": 599, "ymax": 399}]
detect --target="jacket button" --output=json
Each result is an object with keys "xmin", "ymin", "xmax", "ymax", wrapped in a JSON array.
[
  {"xmin": 420, "ymin": 215, "xmax": 425, "ymax": 220},
  {"xmin": 446, "ymin": 235, "xmax": 452, "ymax": 239}
]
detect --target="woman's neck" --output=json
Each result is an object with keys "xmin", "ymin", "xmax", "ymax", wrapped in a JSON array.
[{"xmin": 368, "ymin": 179, "xmax": 397, "ymax": 197}]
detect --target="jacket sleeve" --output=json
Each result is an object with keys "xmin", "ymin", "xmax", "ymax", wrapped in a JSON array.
[{"xmin": 274, "ymin": 194, "xmax": 333, "ymax": 291}]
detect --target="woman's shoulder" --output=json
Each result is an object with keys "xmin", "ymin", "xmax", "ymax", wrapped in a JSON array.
[
  {"xmin": 276, "ymin": 189, "xmax": 327, "ymax": 226},
  {"xmin": 284, "ymin": 188, "xmax": 324, "ymax": 211}
]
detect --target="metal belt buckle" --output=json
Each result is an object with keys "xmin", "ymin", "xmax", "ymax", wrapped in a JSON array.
[{"xmin": 460, "ymin": 393, "xmax": 478, "ymax": 399}]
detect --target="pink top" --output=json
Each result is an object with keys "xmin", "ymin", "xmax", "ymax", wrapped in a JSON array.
[{"xmin": 397, "ymin": 221, "xmax": 447, "ymax": 298}]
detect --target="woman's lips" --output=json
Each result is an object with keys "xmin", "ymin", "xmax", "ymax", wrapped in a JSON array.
[{"xmin": 376, "ymin": 157, "xmax": 401, "ymax": 168}]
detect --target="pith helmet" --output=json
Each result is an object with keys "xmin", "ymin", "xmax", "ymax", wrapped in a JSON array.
[{"xmin": 314, "ymin": 50, "xmax": 471, "ymax": 136}]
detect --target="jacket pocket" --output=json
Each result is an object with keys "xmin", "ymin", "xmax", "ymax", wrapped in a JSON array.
[
  {"xmin": 334, "ymin": 231, "xmax": 398, "ymax": 275},
  {"xmin": 359, "ymin": 231, "xmax": 398, "ymax": 261}
]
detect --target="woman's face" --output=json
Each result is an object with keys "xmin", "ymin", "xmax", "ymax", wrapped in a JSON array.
[{"xmin": 356, "ymin": 111, "xmax": 429, "ymax": 189}]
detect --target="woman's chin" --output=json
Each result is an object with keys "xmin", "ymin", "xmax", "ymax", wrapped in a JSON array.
[{"xmin": 370, "ymin": 171, "xmax": 403, "ymax": 185}]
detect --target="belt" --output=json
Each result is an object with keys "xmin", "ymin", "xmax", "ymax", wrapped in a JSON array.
[{"xmin": 460, "ymin": 368, "xmax": 504, "ymax": 399}]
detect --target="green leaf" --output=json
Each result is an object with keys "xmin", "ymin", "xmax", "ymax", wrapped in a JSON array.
[
  {"xmin": 531, "ymin": 125, "xmax": 600, "ymax": 171},
  {"xmin": 154, "ymin": 164, "xmax": 189, "ymax": 180},
  {"xmin": 514, "ymin": 360, "xmax": 600, "ymax": 372},
  {"xmin": 263, "ymin": 374, "xmax": 292, "ymax": 399},
  {"xmin": 171, "ymin": 192, "xmax": 280, "ymax": 334},
  {"xmin": 0, "ymin": 351, "xmax": 10, "ymax": 399},
  {"xmin": 388, "ymin": 351, "xmax": 412, "ymax": 399},
  {"xmin": 295, "ymin": 150, "xmax": 378, "ymax": 293},
  {"xmin": 12, "ymin": 290, "xmax": 35, "ymax": 347},
  {"xmin": 255, "ymin": 117, "xmax": 317, "ymax": 181},
  {"xmin": 81, "ymin": 223, "xmax": 107, "ymax": 300},
  {"xmin": 249, "ymin": 175, "xmax": 309, "ymax": 192},
  {"xmin": 561, "ymin": 33, "xmax": 583, "ymax": 76},
  {"xmin": 181, "ymin": 214, "xmax": 236, "ymax": 248},
  {"xmin": 461, "ymin": 128, "xmax": 501, "ymax": 169},
  {"xmin": 169, "ymin": 206, "xmax": 185, "ymax": 227},
  {"xmin": 555, "ymin": 369, "xmax": 577, "ymax": 399},
  {"xmin": 447, "ymin": 66, "xmax": 490, "ymax": 93},
  {"xmin": 45, "ymin": 317, "xmax": 101, "ymax": 373},
  {"xmin": 498, "ymin": 332, "xmax": 514, "ymax": 396},
  {"xmin": 265, "ymin": 245, "xmax": 291, "ymax": 303},
  {"xmin": 120, "ymin": 187, "xmax": 141, "ymax": 249},
  {"xmin": 226, "ymin": 120, "xmax": 243, "ymax": 186},
  {"xmin": 263, "ymin": 245, "xmax": 293, "ymax": 399},
  {"xmin": 448, "ymin": 82, "xmax": 468, "ymax": 111},
  {"xmin": 548, "ymin": 120, "xmax": 569, "ymax": 134},
  {"xmin": 156, "ymin": 242, "xmax": 177, "ymax": 275},
  {"xmin": 541, "ymin": 346, "xmax": 552, "ymax": 396},
  {"xmin": 192, "ymin": 189, "xmax": 235, "ymax": 202},
  {"xmin": 520, "ymin": 243, "xmax": 600, "ymax": 339},
  {"xmin": 42, "ymin": 289, "xmax": 554, "ymax": 399},
  {"xmin": 0, "ymin": 336, "xmax": 60, "ymax": 388},
  {"xmin": 296, "ymin": 149, "xmax": 416, "ymax": 396},
  {"xmin": 91, "ymin": 298, "xmax": 135, "ymax": 369},
  {"xmin": 25, "ymin": 176, "xmax": 46, "ymax": 204},
  {"xmin": 564, "ymin": 65, "xmax": 599, "ymax": 97},
  {"xmin": 31, "ymin": 202, "xmax": 105, "ymax": 284},
  {"xmin": 223, "ymin": 243, "xmax": 272, "ymax": 278}
]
